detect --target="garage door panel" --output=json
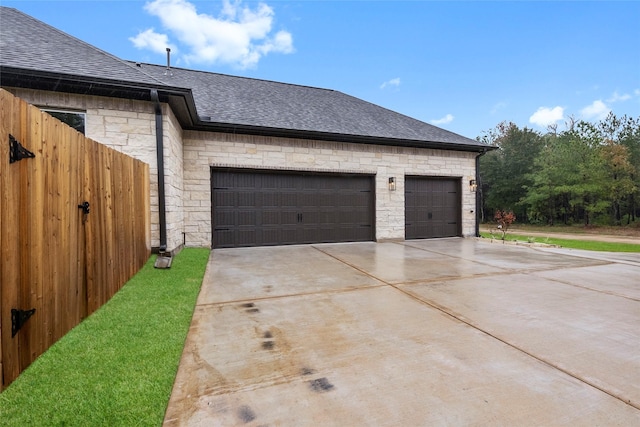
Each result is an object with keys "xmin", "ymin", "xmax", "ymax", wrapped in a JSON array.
[
  {"xmin": 281, "ymin": 211, "xmax": 299, "ymax": 226},
  {"xmin": 262, "ymin": 192, "xmax": 280, "ymax": 207},
  {"xmin": 261, "ymin": 210, "xmax": 281, "ymax": 226},
  {"xmin": 212, "ymin": 170, "xmax": 374, "ymax": 248},
  {"xmin": 214, "ymin": 229, "xmax": 234, "ymax": 247},
  {"xmin": 406, "ymin": 177, "xmax": 460, "ymax": 240},
  {"xmin": 276, "ymin": 192, "xmax": 296, "ymax": 208},
  {"xmin": 213, "ymin": 191, "xmax": 235, "ymax": 206},
  {"xmin": 236, "ymin": 230, "xmax": 257, "ymax": 247},
  {"xmin": 235, "ymin": 173, "xmax": 256, "ymax": 188},
  {"xmin": 214, "ymin": 210, "xmax": 234, "ymax": 226},
  {"xmin": 237, "ymin": 210, "xmax": 257, "ymax": 226},
  {"xmin": 237, "ymin": 192, "xmax": 256, "ymax": 207}
]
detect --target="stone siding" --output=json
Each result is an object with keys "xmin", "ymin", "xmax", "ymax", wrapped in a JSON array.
[
  {"xmin": 7, "ymin": 87, "xmax": 478, "ymax": 251},
  {"xmin": 184, "ymin": 131, "xmax": 477, "ymax": 247}
]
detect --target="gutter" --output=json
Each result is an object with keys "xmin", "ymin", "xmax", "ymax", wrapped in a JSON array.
[
  {"xmin": 190, "ymin": 120, "xmax": 489, "ymax": 153},
  {"xmin": 150, "ymin": 89, "xmax": 170, "ymax": 265},
  {"xmin": 0, "ymin": 67, "xmax": 200, "ymax": 125}
]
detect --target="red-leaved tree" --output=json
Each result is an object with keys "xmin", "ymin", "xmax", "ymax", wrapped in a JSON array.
[{"xmin": 494, "ymin": 210, "xmax": 516, "ymax": 240}]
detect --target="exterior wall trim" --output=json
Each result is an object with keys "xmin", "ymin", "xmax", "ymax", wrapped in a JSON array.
[{"xmin": 210, "ymin": 163, "xmax": 377, "ymax": 175}]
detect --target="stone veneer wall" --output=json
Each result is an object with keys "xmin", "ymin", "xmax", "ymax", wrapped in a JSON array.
[
  {"xmin": 161, "ymin": 105, "xmax": 185, "ymax": 251},
  {"xmin": 183, "ymin": 131, "xmax": 477, "ymax": 247},
  {"xmin": 6, "ymin": 88, "xmax": 184, "ymax": 252},
  {"xmin": 6, "ymin": 87, "xmax": 479, "ymax": 250}
]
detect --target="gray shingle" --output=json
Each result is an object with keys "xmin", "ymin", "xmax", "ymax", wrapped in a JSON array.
[
  {"xmin": 1, "ymin": 6, "xmax": 486, "ymax": 148},
  {"xmin": 0, "ymin": 7, "xmax": 166, "ymax": 86},
  {"xmin": 139, "ymin": 63, "xmax": 482, "ymax": 146}
]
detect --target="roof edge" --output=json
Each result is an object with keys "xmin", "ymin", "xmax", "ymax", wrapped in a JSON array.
[
  {"xmin": 188, "ymin": 120, "xmax": 493, "ymax": 153},
  {"xmin": 0, "ymin": 66, "xmax": 199, "ymax": 124},
  {"xmin": 1, "ymin": 66, "xmax": 494, "ymax": 153}
]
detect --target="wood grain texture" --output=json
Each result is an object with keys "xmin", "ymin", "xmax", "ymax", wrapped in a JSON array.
[{"xmin": 0, "ymin": 89, "xmax": 151, "ymax": 390}]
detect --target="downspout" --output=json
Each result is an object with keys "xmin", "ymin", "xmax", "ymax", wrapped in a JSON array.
[
  {"xmin": 151, "ymin": 89, "xmax": 167, "ymax": 254},
  {"xmin": 475, "ymin": 149, "xmax": 488, "ymax": 237}
]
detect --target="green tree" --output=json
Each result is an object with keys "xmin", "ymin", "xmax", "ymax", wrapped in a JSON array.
[
  {"xmin": 600, "ymin": 140, "xmax": 635, "ymax": 224},
  {"xmin": 478, "ymin": 122, "xmax": 543, "ymax": 222},
  {"xmin": 520, "ymin": 129, "xmax": 604, "ymax": 225},
  {"xmin": 520, "ymin": 134, "xmax": 568, "ymax": 224},
  {"xmin": 602, "ymin": 114, "xmax": 640, "ymax": 223},
  {"xmin": 481, "ymin": 114, "xmax": 640, "ymax": 226}
]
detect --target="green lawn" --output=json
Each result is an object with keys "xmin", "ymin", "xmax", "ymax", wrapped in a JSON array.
[
  {"xmin": 480, "ymin": 232, "xmax": 640, "ymax": 252},
  {"xmin": 0, "ymin": 248, "xmax": 210, "ymax": 426}
]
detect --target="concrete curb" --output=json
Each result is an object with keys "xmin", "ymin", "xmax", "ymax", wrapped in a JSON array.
[{"xmin": 476, "ymin": 237, "xmax": 561, "ymax": 248}]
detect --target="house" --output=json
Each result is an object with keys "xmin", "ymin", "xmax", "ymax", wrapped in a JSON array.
[{"xmin": 0, "ymin": 7, "xmax": 491, "ymax": 252}]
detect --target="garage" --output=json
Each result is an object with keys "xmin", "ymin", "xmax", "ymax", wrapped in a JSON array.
[
  {"xmin": 405, "ymin": 177, "xmax": 461, "ymax": 239},
  {"xmin": 211, "ymin": 169, "xmax": 375, "ymax": 248}
]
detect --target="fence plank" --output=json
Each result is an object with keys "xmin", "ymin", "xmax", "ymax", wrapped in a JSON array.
[
  {"xmin": 23, "ymin": 101, "xmax": 45, "ymax": 364},
  {"xmin": 0, "ymin": 90, "xmax": 22, "ymax": 387},
  {"xmin": 1, "ymin": 92, "xmax": 28, "ymax": 385},
  {"xmin": 0, "ymin": 91, "xmax": 4, "ymax": 386},
  {"xmin": 72, "ymin": 131, "xmax": 86, "ymax": 323},
  {"xmin": 0, "ymin": 89, "xmax": 150, "ymax": 390}
]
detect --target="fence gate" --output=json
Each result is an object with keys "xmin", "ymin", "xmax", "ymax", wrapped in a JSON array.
[{"xmin": 0, "ymin": 89, "xmax": 150, "ymax": 390}]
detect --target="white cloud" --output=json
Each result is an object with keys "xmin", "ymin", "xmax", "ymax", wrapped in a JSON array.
[
  {"xmin": 580, "ymin": 100, "xmax": 610, "ymax": 121},
  {"xmin": 129, "ymin": 28, "xmax": 177, "ymax": 54},
  {"xmin": 529, "ymin": 106, "xmax": 564, "ymax": 128},
  {"xmin": 430, "ymin": 114, "xmax": 454, "ymax": 125},
  {"xmin": 380, "ymin": 78, "xmax": 401, "ymax": 89},
  {"xmin": 131, "ymin": 0, "xmax": 294, "ymax": 69},
  {"xmin": 635, "ymin": 89, "xmax": 640, "ymax": 96},
  {"xmin": 607, "ymin": 91, "xmax": 631, "ymax": 103}
]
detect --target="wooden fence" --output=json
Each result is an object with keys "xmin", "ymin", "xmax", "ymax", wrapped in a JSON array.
[{"xmin": 0, "ymin": 89, "xmax": 151, "ymax": 390}]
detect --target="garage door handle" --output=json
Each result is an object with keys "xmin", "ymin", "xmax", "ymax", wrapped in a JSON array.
[
  {"xmin": 214, "ymin": 227, "xmax": 230, "ymax": 231},
  {"xmin": 297, "ymin": 213, "xmax": 303, "ymax": 223}
]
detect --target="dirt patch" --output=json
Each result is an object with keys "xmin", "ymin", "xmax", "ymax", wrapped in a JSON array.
[{"xmin": 482, "ymin": 226, "xmax": 640, "ymax": 244}]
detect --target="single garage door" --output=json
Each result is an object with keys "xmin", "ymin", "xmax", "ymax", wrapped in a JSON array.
[
  {"xmin": 212, "ymin": 169, "xmax": 375, "ymax": 248},
  {"xmin": 405, "ymin": 177, "xmax": 461, "ymax": 239}
]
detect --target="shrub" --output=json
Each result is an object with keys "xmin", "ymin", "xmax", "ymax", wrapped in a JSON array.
[{"xmin": 494, "ymin": 210, "xmax": 516, "ymax": 240}]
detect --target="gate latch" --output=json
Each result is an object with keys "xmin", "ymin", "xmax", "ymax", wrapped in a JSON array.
[
  {"xmin": 78, "ymin": 201, "xmax": 90, "ymax": 214},
  {"xmin": 11, "ymin": 308, "xmax": 36, "ymax": 338}
]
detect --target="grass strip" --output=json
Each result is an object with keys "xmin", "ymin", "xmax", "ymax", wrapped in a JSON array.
[
  {"xmin": 480, "ymin": 232, "xmax": 640, "ymax": 252},
  {"xmin": 0, "ymin": 248, "xmax": 210, "ymax": 426}
]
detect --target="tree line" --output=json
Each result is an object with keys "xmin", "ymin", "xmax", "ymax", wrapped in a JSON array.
[{"xmin": 478, "ymin": 113, "xmax": 640, "ymax": 226}]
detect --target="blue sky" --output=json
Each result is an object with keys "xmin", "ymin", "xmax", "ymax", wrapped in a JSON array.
[{"xmin": 4, "ymin": 0, "xmax": 640, "ymax": 139}]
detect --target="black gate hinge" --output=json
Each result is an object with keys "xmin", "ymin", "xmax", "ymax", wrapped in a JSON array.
[
  {"xmin": 11, "ymin": 308, "xmax": 36, "ymax": 338},
  {"xmin": 9, "ymin": 134, "xmax": 35, "ymax": 164}
]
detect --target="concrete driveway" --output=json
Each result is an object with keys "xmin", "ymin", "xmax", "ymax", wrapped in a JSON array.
[{"xmin": 164, "ymin": 239, "xmax": 640, "ymax": 426}]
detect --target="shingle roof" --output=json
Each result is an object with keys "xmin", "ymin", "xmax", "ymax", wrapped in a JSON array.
[
  {"xmin": 135, "ymin": 63, "xmax": 484, "ymax": 147},
  {"xmin": 0, "ymin": 6, "xmax": 488, "ymax": 150},
  {"xmin": 0, "ymin": 7, "xmax": 166, "ymax": 87}
]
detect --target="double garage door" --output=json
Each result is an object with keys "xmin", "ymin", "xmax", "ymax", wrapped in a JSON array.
[
  {"xmin": 211, "ymin": 170, "xmax": 461, "ymax": 248},
  {"xmin": 212, "ymin": 169, "xmax": 375, "ymax": 248}
]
